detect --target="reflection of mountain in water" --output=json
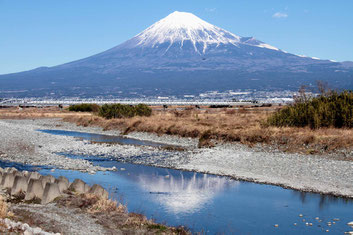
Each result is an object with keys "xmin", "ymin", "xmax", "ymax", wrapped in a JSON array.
[{"xmin": 137, "ymin": 172, "xmax": 238, "ymax": 214}]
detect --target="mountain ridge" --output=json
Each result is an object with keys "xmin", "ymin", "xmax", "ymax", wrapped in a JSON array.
[{"xmin": 0, "ymin": 11, "xmax": 352, "ymax": 98}]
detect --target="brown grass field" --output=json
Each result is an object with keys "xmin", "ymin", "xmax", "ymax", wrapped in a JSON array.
[{"xmin": 1, "ymin": 105, "xmax": 353, "ymax": 155}]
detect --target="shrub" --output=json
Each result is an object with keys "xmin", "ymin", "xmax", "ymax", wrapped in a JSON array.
[
  {"xmin": 98, "ymin": 104, "xmax": 152, "ymax": 119},
  {"xmin": 68, "ymin": 103, "xmax": 100, "ymax": 113},
  {"xmin": 267, "ymin": 90, "xmax": 353, "ymax": 129}
]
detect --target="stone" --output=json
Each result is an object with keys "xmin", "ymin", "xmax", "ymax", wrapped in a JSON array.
[
  {"xmin": 27, "ymin": 172, "xmax": 41, "ymax": 181},
  {"xmin": 58, "ymin": 176, "xmax": 69, "ymax": 184},
  {"xmin": 40, "ymin": 175, "xmax": 56, "ymax": 188},
  {"xmin": 20, "ymin": 223, "xmax": 30, "ymax": 231},
  {"xmin": 25, "ymin": 179, "xmax": 44, "ymax": 201},
  {"xmin": 55, "ymin": 177, "xmax": 69, "ymax": 193},
  {"xmin": 11, "ymin": 175, "xmax": 28, "ymax": 195},
  {"xmin": 84, "ymin": 183, "xmax": 91, "ymax": 193},
  {"xmin": 1, "ymin": 173, "xmax": 16, "ymax": 189},
  {"xmin": 5, "ymin": 167, "xmax": 17, "ymax": 174},
  {"xmin": 348, "ymin": 221, "xmax": 353, "ymax": 226},
  {"xmin": 89, "ymin": 184, "xmax": 108, "ymax": 199},
  {"xmin": 23, "ymin": 230, "xmax": 33, "ymax": 235},
  {"xmin": 42, "ymin": 183, "xmax": 61, "ymax": 204},
  {"xmin": 32, "ymin": 227, "xmax": 42, "ymax": 233},
  {"xmin": 68, "ymin": 179, "xmax": 87, "ymax": 194},
  {"xmin": 22, "ymin": 170, "xmax": 30, "ymax": 177}
]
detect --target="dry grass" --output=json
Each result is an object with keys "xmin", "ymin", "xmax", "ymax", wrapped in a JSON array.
[
  {"xmin": 0, "ymin": 107, "xmax": 92, "ymax": 119},
  {"xmin": 85, "ymin": 194, "xmax": 126, "ymax": 214},
  {"xmin": 55, "ymin": 192, "xmax": 189, "ymax": 234},
  {"xmin": 0, "ymin": 195, "xmax": 7, "ymax": 219},
  {"xmin": 63, "ymin": 106, "xmax": 353, "ymax": 155},
  {"xmin": 2, "ymin": 105, "xmax": 353, "ymax": 155}
]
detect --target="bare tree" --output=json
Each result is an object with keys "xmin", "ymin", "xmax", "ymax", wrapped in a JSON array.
[{"xmin": 316, "ymin": 80, "xmax": 331, "ymax": 96}]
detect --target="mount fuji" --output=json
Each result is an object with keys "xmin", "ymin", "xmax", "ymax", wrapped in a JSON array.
[{"xmin": 1, "ymin": 11, "xmax": 353, "ymax": 98}]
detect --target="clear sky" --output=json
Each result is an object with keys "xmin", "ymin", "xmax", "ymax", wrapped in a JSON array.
[{"xmin": 1, "ymin": 0, "xmax": 352, "ymax": 74}]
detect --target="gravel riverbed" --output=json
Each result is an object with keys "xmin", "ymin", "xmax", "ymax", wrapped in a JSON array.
[{"xmin": 1, "ymin": 118, "xmax": 353, "ymax": 198}]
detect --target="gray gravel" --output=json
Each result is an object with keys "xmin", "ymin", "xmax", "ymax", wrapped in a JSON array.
[
  {"xmin": 1, "ymin": 118, "xmax": 353, "ymax": 198},
  {"xmin": 11, "ymin": 203, "xmax": 108, "ymax": 235}
]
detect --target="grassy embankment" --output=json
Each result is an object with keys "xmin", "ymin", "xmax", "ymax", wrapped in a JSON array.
[
  {"xmin": 62, "ymin": 104, "xmax": 353, "ymax": 155},
  {"xmin": 1, "ymin": 95, "xmax": 353, "ymax": 155}
]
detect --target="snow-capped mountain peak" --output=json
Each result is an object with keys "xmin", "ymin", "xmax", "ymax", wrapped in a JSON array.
[{"xmin": 132, "ymin": 11, "xmax": 242, "ymax": 53}]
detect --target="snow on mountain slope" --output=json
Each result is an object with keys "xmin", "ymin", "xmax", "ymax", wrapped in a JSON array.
[
  {"xmin": 133, "ymin": 11, "xmax": 241, "ymax": 53},
  {"xmin": 125, "ymin": 11, "xmax": 280, "ymax": 54}
]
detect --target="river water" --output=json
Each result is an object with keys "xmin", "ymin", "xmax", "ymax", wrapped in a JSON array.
[{"xmin": 2, "ymin": 130, "xmax": 353, "ymax": 234}]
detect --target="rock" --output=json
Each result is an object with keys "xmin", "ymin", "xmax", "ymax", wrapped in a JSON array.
[
  {"xmin": 40, "ymin": 175, "xmax": 56, "ymax": 188},
  {"xmin": 27, "ymin": 172, "xmax": 41, "ymax": 181},
  {"xmin": 42, "ymin": 183, "xmax": 61, "ymax": 204},
  {"xmin": 274, "ymin": 224, "xmax": 279, "ymax": 227},
  {"xmin": 55, "ymin": 177, "xmax": 69, "ymax": 193},
  {"xmin": 22, "ymin": 170, "xmax": 30, "ymax": 177},
  {"xmin": 5, "ymin": 167, "xmax": 17, "ymax": 174},
  {"xmin": 23, "ymin": 230, "xmax": 33, "ymax": 235},
  {"xmin": 11, "ymin": 175, "xmax": 28, "ymax": 195},
  {"xmin": 32, "ymin": 227, "xmax": 42, "ymax": 233},
  {"xmin": 25, "ymin": 179, "xmax": 44, "ymax": 201},
  {"xmin": 58, "ymin": 176, "xmax": 69, "ymax": 184},
  {"xmin": 84, "ymin": 183, "xmax": 91, "ymax": 193},
  {"xmin": 89, "ymin": 184, "xmax": 109, "ymax": 199},
  {"xmin": 68, "ymin": 179, "xmax": 87, "ymax": 194},
  {"xmin": 299, "ymin": 214, "xmax": 303, "ymax": 217},
  {"xmin": 1, "ymin": 172, "xmax": 16, "ymax": 189},
  {"xmin": 348, "ymin": 221, "xmax": 353, "ymax": 226},
  {"xmin": 21, "ymin": 223, "xmax": 31, "ymax": 231}
]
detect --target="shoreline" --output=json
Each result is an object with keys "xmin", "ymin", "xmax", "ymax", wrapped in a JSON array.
[
  {"xmin": 0, "ymin": 167, "xmax": 188, "ymax": 234},
  {"xmin": 0, "ymin": 118, "xmax": 353, "ymax": 199}
]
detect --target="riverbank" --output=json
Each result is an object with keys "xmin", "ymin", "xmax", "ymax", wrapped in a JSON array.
[
  {"xmin": 2, "ymin": 106, "xmax": 353, "ymax": 155},
  {"xmin": 0, "ymin": 118, "xmax": 352, "ymax": 199},
  {"xmin": 0, "ymin": 167, "xmax": 188, "ymax": 234}
]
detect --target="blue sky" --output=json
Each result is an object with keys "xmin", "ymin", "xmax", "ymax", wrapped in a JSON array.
[{"xmin": 1, "ymin": 0, "xmax": 352, "ymax": 74}]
